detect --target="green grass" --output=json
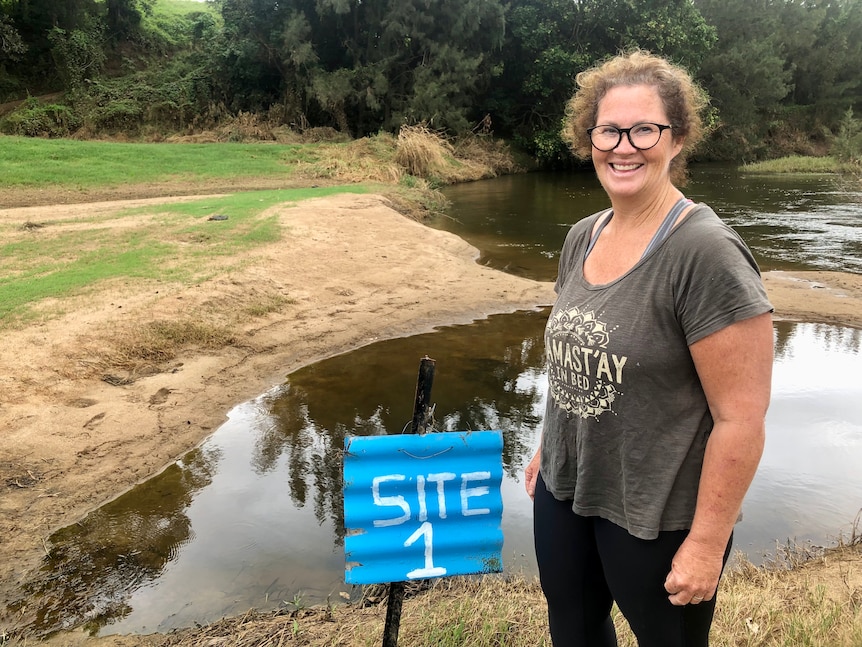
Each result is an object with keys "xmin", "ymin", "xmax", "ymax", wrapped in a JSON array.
[
  {"xmin": 0, "ymin": 186, "xmax": 367, "ymax": 326},
  {"xmin": 741, "ymin": 155, "xmax": 846, "ymax": 174},
  {"xmin": 0, "ymin": 129, "xmax": 510, "ymax": 327},
  {"xmin": 0, "ymin": 135, "xmax": 318, "ymax": 189}
]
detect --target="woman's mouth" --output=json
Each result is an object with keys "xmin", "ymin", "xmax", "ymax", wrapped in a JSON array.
[{"xmin": 610, "ymin": 163, "xmax": 642, "ymax": 172}]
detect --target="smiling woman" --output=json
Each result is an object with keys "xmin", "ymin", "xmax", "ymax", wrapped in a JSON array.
[{"xmin": 527, "ymin": 50, "xmax": 774, "ymax": 647}]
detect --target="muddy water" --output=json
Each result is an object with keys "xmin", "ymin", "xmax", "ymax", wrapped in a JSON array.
[{"xmin": 10, "ymin": 166, "xmax": 862, "ymax": 637}]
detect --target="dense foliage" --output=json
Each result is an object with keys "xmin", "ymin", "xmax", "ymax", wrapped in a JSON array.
[{"xmin": 1, "ymin": 0, "xmax": 860, "ymax": 165}]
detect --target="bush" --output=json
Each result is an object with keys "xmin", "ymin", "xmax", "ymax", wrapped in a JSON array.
[
  {"xmin": 88, "ymin": 99, "xmax": 144, "ymax": 132},
  {"xmin": 0, "ymin": 97, "xmax": 82, "ymax": 137}
]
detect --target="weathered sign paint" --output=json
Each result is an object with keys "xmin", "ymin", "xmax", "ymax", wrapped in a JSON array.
[{"xmin": 343, "ymin": 430, "xmax": 504, "ymax": 585}]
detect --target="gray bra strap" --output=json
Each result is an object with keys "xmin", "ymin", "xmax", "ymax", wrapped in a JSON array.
[
  {"xmin": 583, "ymin": 210, "xmax": 613, "ymax": 261},
  {"xmin": 642, "ymin": 197, "xmax": 692, "ymax": 257},
  {"xmin": 584, "ymin": 198, "xmax": 692, "ymax": 262}
]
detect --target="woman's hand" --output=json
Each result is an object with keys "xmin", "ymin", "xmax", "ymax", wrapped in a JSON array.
[
  {"xmin": 663, "ymin": 536, "xmax": 724, "ymax": 606},
  {"xmin": 525, "ymin": 449, "xmax": 541, "ymax": 499}
]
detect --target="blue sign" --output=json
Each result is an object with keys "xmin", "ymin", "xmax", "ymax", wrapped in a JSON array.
[{"xmin": 343, "ymin": 430, "xmax": 504, "ymax": 585}]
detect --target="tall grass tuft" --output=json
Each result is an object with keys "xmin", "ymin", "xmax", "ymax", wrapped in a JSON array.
[{"xmin": 395, "ymin": 124, "xmax": 454, "ymax": 180}]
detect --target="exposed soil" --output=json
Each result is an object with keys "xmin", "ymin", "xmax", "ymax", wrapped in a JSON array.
[{"xmin": 1, "ymin": 184, "xmax": 861, "ymax": 645}]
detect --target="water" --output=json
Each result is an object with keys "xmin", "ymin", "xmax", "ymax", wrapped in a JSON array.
[
  {"xmin": 427, "ymin": 165, "xmax": 862, "ymax": 277},
  {"xmin": 10, "ymin": 166, "xmax": 862, "ymax": 636},
  {"xmin": 744, "ymin": 322, "xmax": 862, "ymax": 552}
]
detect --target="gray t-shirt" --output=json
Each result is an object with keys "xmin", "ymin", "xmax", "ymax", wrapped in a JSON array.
[{"xmin": 540, "ymin": 204, "xmax": 773, "ymax": 540}]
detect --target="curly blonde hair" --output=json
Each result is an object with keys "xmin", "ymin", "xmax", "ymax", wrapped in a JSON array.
[{"xmin": 561, "ymin": 50, "xmax": 708, "ymax": 185}]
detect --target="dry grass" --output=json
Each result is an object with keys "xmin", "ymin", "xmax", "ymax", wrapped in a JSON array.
[
  {"xmin": 110, "ymin": 319, "xmax": 238, "ymax": 364},
  {"xmin": 394, "ymin": 124, "xmax": 455, "ymax": 179},
  {"xmin": 453, "ymin": 134, "xmax": 522, "ymax": 177},
  {"xmin": 64, "ymin": 318, "xmax": 240, "ymax": 383},
  {"xmin": 60, "ymin": 285, "xmax": 298, "ymax": 382},
  {"xmin": 163, "ymin": 121, "xmax": 520, "ymax": 186},
  {"xmin": 49, "ymin": 538, "xmax": 855, "ymax": 647},
  {"xmin": 297, "ymin": 136, "xmax": 405, "ymax": 183},
  {"xmin": 713, "ymin": 535, "xmax": 862, "ymax": 646},
  {"xmin": 390, "ymin": 124, "xmax": 522, "ymax": 185}
]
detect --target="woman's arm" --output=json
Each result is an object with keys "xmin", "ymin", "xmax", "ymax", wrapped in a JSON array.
[{"xmin": 664, "ymin": 311, "xmax": 773, "ymax": 606}]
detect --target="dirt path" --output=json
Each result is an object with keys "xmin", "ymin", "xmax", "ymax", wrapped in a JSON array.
[{"xmin": 1, "ymin": 190, "xmax": 861, "ymax": 643}]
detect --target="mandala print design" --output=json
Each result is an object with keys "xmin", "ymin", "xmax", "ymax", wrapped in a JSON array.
[
  {"xmin": 548, "ymin": 308, "xmax": 620, "ymax": 420},
  {"xmin": 550, "ymin": 308, "xmax": 610, "ymax": 347}
]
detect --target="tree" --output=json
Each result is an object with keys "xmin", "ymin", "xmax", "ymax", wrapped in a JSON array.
[
  {"xmin": 105, "ymin": 0, "xmax": 152, "ymax": 44},
  {"xmin": 780, "ymin": 0, "xmax": 862, "ymax": 125},
  {"xmin": 0, "ymin": 0, "xmax": 100, "ymax": 92},
  {"xmin": 0, "ymin": 13, "xmax": 25, "ymax": 61},
  {"xmin": 48, "ymin": 20, "xmax": 106, "ymax": 91},
  {"xmin": 212, "ymin": 0, "xmax": 507, "ymax": 135},
  {"xmin": 694, "ymin": 0, "xmax": 794, "ymax": 159},
  {"xmin": 485, "ymin": 0, "xmax": 717, "ymax": 165}
]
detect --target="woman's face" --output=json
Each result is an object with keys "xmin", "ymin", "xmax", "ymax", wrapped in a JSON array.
[{"xmin": 591, "ymin": 84, "xmax": 684, "ymax": 202}]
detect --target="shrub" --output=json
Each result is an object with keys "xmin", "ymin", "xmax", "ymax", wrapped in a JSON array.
[
  {"xmin": 0, "ymin": 97, "xmax": 82, "ymax": 137},
  {"xmin": 88, "ymin": 99, "xmax": 143, "ymax": 132}
]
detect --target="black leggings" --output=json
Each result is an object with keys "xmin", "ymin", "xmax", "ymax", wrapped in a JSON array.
[{"xmin": 533, "ymin": 474, "xmax": 730, "ymax": 647}]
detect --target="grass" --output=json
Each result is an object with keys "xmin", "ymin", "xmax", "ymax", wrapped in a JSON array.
[
  {"xmin": 0, "ymin": 136, "xmax": 311, "ymax": 189},
  {"xmin": 0, "ymin": 186, "xmax": 367, "ymax": 327},
  {"xmin": 105, "ymin": 319, "xmax": 238, "ymax": 367},
  {"xmin": 0, "ymin": 126, "xmax": 516, "ymax": 379},
  {"xmin": 105, "ymin": 538, "xmax": 861, "ymax": 647},
  {"xmin": 741, "ymin": 155, "xmax": 860, "ymax": 175},
  {"xmin": 0, "ymin": 127, "xmax": 515, "ymax": 206},
  {"xmin": 0, "ymin": 128, "xmax": 514, "ymax": 329}
]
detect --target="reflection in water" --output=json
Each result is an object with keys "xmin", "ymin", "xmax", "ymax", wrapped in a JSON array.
[
  {"xmin": 10, "ymin": 317, "xmax": 861, "ymax": 637},
  {"xmin": 7, "ymin": 310, "xmax": 549, "ymax": 637},
  {"xmin": 7, "ymin": 446, "xmax": 219, "ymax": 633},
  {"xmin": 740, "ymin": 322, "xmax": 862, "ymax": 557}
]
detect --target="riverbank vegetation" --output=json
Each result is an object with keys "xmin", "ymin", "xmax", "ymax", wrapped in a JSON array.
[
  {"xmin": 42, "ymin": 536, "xmax": 855, "ymax": 647},
  {"xmin": 742, "ymin": 156, "xmax": 858, "ymax": 175},
  {"xmin": 0, "ymin": 124, "xmax": 518, "ymax": 209},
  {"xmin": 743, "ymin": 108, "xmax": 862, "ymax": 176},
  {"xmin": 1, "ymin": 0, "xmax": 861, "ymax": 167}
]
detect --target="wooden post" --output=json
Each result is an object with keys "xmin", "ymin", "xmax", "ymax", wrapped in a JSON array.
[
  {"xmin": 411, "ymin": 356, "xmax": 436, "ymax": 435},
  {"xmin": 382, "ymin": 356, "xmax": 436, "ymax": 647}
]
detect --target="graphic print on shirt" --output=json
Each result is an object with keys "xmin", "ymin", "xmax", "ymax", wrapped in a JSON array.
[{"xmin": 546, "ymin": 306, "xmax": 628, "ymax": 420}]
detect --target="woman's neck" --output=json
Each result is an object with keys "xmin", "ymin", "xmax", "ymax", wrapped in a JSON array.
[{"xmin": 609, "ymin": 186, "xmax": 683, "ymax": 230}]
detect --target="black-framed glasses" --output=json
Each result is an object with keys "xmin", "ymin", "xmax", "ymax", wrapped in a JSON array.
[{"xmin": 587, "ymin": 122, "xmax": 673, "ymax": 152}]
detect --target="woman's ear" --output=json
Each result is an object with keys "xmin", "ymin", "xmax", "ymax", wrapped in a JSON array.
[{"xmin": 671, "ymin": 136, "xmax": 686, "ymax": 159}]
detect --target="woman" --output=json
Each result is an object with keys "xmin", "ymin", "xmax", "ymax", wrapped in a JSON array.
[{"xmin": 524, "ymin": 51, "xmax": 774, "ymax": 647}]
